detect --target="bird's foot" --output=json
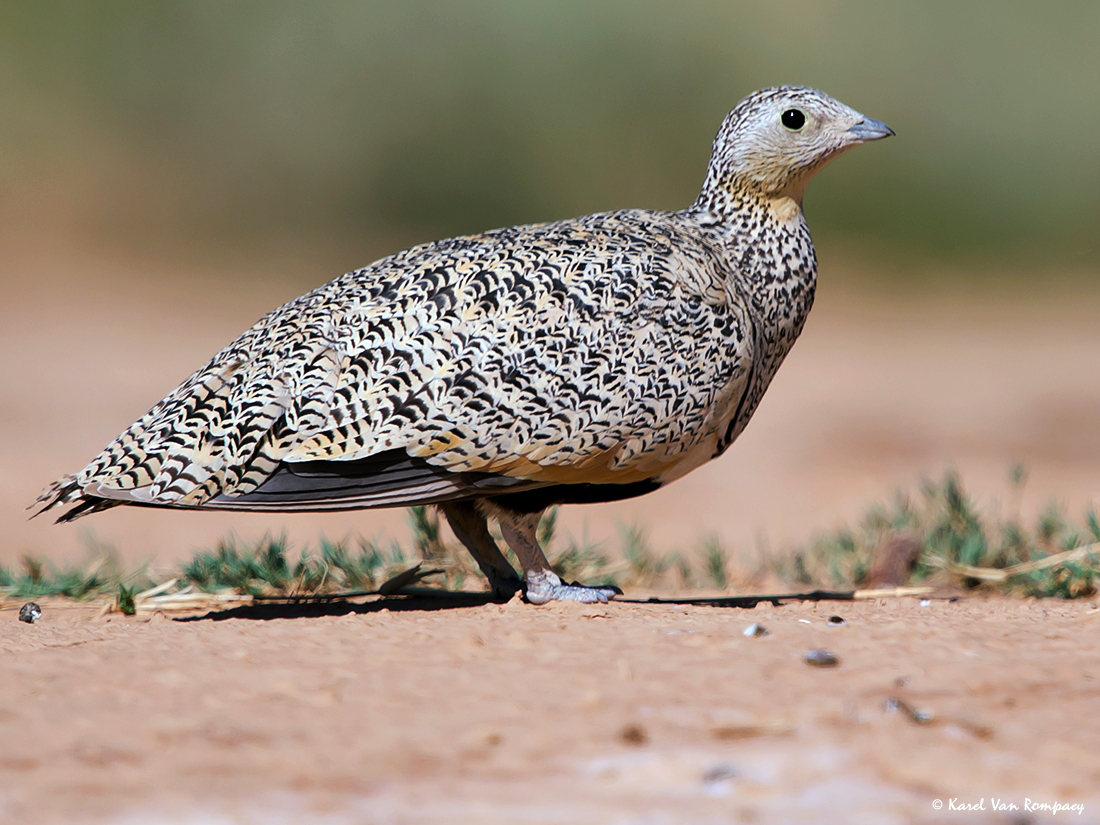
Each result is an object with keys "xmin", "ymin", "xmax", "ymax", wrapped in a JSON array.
[{"xmin": 523, "ymin": 570, "xmax": 622, "ymax": 605}]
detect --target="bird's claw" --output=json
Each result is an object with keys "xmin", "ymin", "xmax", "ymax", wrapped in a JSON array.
[{"xmin": 523, "ymin": 572, "xmax": 621, "ymax": 605}]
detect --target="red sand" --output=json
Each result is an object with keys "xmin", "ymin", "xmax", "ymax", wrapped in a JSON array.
[{"xmin": 2, "ymin": 595, "xmax": 1098, "ymax": 824}]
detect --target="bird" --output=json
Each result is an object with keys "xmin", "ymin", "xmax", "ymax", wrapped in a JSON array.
[{"xmin": 33, "ymin": 86, "xmax": 892, "ymax": 604}]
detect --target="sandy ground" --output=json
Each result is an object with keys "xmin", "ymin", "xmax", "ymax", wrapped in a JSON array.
[
  {"xmin": 2, "ymin": 595, "xmax": 1099, "ymax": 824},
  {"xmin": 2, "ymin": 234, "xmax": 1099, "ymax": 822}
]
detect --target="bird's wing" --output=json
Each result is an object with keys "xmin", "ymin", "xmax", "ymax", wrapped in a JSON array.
[{"xmin": 36, "ymin": 211, "xmax": 753, "ymax": 518}]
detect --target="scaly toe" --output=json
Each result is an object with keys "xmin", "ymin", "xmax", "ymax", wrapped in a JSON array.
[{"xmin": 524, "ymin": 580, "xmax": 622, "ymax": 605}]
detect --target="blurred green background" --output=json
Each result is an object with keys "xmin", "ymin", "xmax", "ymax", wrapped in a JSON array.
[{"xmin": 2, "ymin": 1, "xmax": 1098, "ymax": 273}]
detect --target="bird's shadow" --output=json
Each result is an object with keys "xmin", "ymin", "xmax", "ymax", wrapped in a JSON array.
[
  {"xmin": 174, "ymin": 589, "xmax": 854, "ymax": 622},
  {"xmin": 173, "ymin": 591, "xmax": 497, "ymax": 622}
]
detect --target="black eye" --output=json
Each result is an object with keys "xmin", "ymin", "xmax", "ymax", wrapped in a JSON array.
[{"xmin": 781, "ymin": 108, "xmax": 806, "ymax": 131}]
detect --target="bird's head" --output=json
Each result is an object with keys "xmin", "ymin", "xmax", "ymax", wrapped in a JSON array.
[{"xmin": 702, "ymin": 86, "xmax": 893, "ymax": 212}]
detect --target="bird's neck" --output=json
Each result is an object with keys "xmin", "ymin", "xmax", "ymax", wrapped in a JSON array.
[
  {"xmin": 689, "ymin": 185, "xmax": 818, "ymax": 400},
  {"xmin": 690, "ymin": 185, "xmax": 817, "ymax": 306}
]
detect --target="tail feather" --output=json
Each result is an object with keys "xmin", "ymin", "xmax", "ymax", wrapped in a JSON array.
[
  {"xmin": 52, "ymin": 496, "xmax": 123, "ymax": 523},
  {"xmin": 30, "ymin": 475, "xmax": 122, "ymax": 523}
]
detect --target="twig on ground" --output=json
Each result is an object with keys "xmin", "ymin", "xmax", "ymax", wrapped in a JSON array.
[
  {"xmin": 852, "ymin": 586, "xmax": 936, "ymax": 600},
  {"xmin": 931, "ymin": 542, "xmax": 1099, "ymax": 583}
]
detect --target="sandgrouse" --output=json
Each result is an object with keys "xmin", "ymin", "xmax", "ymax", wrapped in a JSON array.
[{"xmin": 34, "ymin": 86, "xmax": 892, "ymax": 604}]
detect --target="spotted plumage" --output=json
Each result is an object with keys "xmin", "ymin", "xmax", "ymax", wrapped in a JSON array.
[{"xmin": 34, "ymin": 87, "xmax": 892, "ymax": 603}]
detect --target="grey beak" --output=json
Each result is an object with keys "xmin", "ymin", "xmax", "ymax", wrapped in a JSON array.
[{"xmin": 847, "ymin": 117, "xmax": 895, "ymax": 141}]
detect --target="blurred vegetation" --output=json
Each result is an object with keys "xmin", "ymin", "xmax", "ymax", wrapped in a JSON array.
[
  {"xmin": 2, "ymin": 1, "xmax": 1098, "ymax": 273},
  {"xmin": 179, "ymin": 531, "xmax": 412, "ymax": 596},
  {"xmin": 6, "ymin": 474, "xmax": 1099, "ymax": 606},
  {"xmin": 0, "ymin": 546, "xmax": 152, "ymax": 601},
  {"xmin": 779, "ymin": 470, "xmax": 1100, "ymax": 599}
]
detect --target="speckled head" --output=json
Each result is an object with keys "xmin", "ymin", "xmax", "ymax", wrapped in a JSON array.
[{"xmin": 699, "ymin": 86, "xmax": 893, "ymax": 212}]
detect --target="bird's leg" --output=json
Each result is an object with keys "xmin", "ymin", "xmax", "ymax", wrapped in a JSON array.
[
  {"xmin": 439, "ymin": 501, "xmax": 523, "ymax": 601},
  {"xmin": 489, "ymin": 504, "xmax": 621, "ymax": 605}
]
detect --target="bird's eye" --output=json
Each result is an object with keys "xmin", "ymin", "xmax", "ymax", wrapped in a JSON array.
[{"xmin": 781, "ymin": 108, "xmax": 806, "ymax": 131}]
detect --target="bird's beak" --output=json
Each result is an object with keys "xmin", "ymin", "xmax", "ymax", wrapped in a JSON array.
[{"xmin": 847, "ymin": 117, "xmax": 895, "ymax": 141}]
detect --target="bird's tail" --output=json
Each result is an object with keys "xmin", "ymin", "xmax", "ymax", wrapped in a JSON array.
[{"xmin": 29, "ymin": 475, "xmax": 122, "ymax": 523}]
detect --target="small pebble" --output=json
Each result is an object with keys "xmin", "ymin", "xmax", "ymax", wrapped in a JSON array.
[
  {"xmin": 798, "ymin": 618, "xmax": 812, "ymax": 624},
  {"xmin": 742, "ymin": 623, "xmax": 769, "ymax": 637},
  {"xmin": 620, "ymin": 723, "xmax": 648, "ymax": 745},
  {"xmin": 803, "ymin": 649, "xmax": 840, "ymax": 668},
  {"xmin": 703, "ymin": 764, "xmax": 738, "ymax": 783},
  {"xmin": 885, "ymin": 696, "xmax": 935, "ymax": 725},
  {"xmin": 826, "ymin": 615, "xmax": 846, "ymax": 626},
  {"xmin": 919, "ymin": 599, "xmax": 931, "ymax": 607},
  {"xmin": 18, "ymin": 602, "xmax": 42, "ymax": 624}
]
